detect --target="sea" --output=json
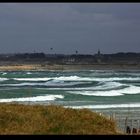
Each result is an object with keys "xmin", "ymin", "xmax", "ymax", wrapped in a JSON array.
[{"xmin": 0, "ymin": 70, "xmax": 140, "ymax": 131}]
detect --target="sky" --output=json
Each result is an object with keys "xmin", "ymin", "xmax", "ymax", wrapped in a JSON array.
[{"xmin": 0, "ymin": 3, "xmax": 140, "ymax": 54}]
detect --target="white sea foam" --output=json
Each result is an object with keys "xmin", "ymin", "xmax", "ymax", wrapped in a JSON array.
[
  {"xmin": 13, "ymin": 78, "xmax": 51, "ymax": 81},
  {"xmin": 91, "ymin": 72, "xmax": 140, "ymax": 77},
  {"xmin": 0, "ymin": 78, "xmax": 8, "ymax": 81},
  {"xmin": 26, "ymin": 72, "xmax": 32, "ymax": 75},
  {"xmin": 0, "ymin": 81, "xmax": 88, "ymax": 87},
  {"xmin": 53, "ymin": 76, "xmax": 107, "ymax": 81},
  {"xmin": 2, "ymin": 72, "xmax": 7, "ymax": 75},
  {"xmin": 35, "ymin": 81, "xmax": 126, "ymax": 91},
  {"xmin": 121, "ymin": 86, "xmax": 140, "ymax": 94},
  {"xmin": 67, "ymin": 85, "xmax": 140, "ymax": 96},
  {"xmin": 0, "ymin": 95, "xmax": 64, "ymax": 103},
  {"xmin": 46, "ymin": 80, "xmax": 87, "ymax": 86},
  {"xmin": 67, "ymin": 90, "xmax": 123, "ymax": 96},
  {"xmin": 93, "ymin": 82, "xmax": 124, "ymax": 90},
  {"xmin": 11, "ymin": 76, "xmax": 140, "ymax": 82},
  {"xmin": 53, "ymin": 76, "xmax": 140, "ymax": 82},
  {"xmin": 65, "ymin": 103, "xmax": 140, "ymax": 109},
  {"xmin": 54, "ymin": 76, "xmax": 80, "ymax": 81},
  {"xmin": 2, "ymin": 82, "xmax": 45, "ymax": 86},
  {"xmin": 92, "ymin": 77, "xmax": 140, "ymax": 82},
  {"xmin": 89, "ymin": 70, "xmax": 114, "ymax": 73},
  {"xmin": 38, "ymin": 81, "xmax": 123, "ymax": 91}
]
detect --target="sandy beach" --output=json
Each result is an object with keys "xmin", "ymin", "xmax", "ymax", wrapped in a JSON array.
[{"xmin": 0, "ymin": 64, "xmax": 140, "ymax": 71}]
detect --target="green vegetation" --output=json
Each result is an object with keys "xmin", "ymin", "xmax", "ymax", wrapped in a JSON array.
[{"xmin": 0, "ymin": 103, "xmax": 118, "ymax": 134}]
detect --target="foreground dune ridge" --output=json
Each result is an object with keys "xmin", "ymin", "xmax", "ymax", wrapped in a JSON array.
[{"xmin": 0, "ymin": 103, "xmax": 118, "ymax": 135}]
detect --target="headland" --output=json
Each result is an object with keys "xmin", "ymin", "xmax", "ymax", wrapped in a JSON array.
[{"xmin": 0, "ymin": 52, "xmax": 140, "ymax": 71}]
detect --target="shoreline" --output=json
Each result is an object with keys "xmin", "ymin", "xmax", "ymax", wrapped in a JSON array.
[{"xmin": 0, "ymin": 64, "xmax": 140, "ymax": 71}]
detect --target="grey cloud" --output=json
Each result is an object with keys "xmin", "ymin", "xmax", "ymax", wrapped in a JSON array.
[{"xmin": 0, "ymin": 3, "xmax": 140, "ymax": 54}]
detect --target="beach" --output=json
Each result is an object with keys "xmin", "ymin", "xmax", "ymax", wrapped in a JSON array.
[{"xmin": 0, "ymin": 63, "xmax": 139, "ymax": 71}]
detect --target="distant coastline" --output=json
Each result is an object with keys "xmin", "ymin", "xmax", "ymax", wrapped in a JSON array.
[
  {"xmin": 0, "ymin": 52, "xmax": 140, "ymax": 71},
  {"xmin": 0, "ymin": 64, "xmax": 140, "ymax": 71}
]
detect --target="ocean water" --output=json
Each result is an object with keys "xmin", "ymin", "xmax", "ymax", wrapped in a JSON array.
[
  {"xmin": 0, "ymin": 70, "xmax": 140, "ymax": 114},
  {"xmin": 1, "ymin": 69, "xmax": 140, "ymax": 132}
]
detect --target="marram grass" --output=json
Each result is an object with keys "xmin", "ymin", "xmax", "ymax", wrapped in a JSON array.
[{"xmin": 0, "ymin": 103, "xmax": 118, "ymax": 135}]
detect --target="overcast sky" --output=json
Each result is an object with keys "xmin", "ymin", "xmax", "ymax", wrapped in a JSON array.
[{"xmin": 0, "ymin": 3, "xmax": 140, "ymax": 54}]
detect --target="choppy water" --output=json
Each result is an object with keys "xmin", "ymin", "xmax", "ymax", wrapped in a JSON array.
[{"xmin": 0, "ymin": 70, "xmax": 140, "ymax": 113}]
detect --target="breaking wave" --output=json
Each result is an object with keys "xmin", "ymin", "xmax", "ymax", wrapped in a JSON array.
[
  {"xmin": 26, "ymin": 72, "xmax": 32, "ymax": 75},
  {"xmin": 13, "ymin": 78, "xmax": 51, "ymax": 81},
  {"xmin": 51, "ymin": 76, "xmax": 140, "ymax": 82},
  {"xmin": 65, "ymin": 103, "xmax": 140, "ymax": 109},
  {"xmin": 0, "ymin": 81, "xmax": 90, "ymax": 87},
  {"xmin": 67, "ymin": 90, "xmax": 123, "ymax": 96},
  {"xmin": 67, "ymin": 85, "xmax": 140, "ymax": 96},
  {"xmin": 0, "ymin": 70, "xmax": 140, "ymax": 110},
  {"xmin": 41, "ymin": 82, "xmax": 125, "ymax": 91},
  {"xmin": 0, "ymin": 95, "xmax": 64, "ymax": 103},
  {"xmin": 0, "ymin": 75, "xmax": 140, "ymax": 83},
  {"xmin": 2, "ymin": 72, "xmax": 7, "ymax": 75},
  {"xmin": 0, "ymin": 78, "xmax": 8, "ymax": 81}
]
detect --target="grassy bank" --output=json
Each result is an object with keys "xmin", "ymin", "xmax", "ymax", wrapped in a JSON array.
[{"xmin": 0, "ymin": 103, "xmax": 119, "ymax": 135}]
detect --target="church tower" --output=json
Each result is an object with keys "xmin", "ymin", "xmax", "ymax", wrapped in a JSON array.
[
  {"xmin": 97, "ymin": 49, "xmax": 101, "ymax": 63},
  {"xmin": 97, "ymin": 49, "xmax": 101, "ymax": 56}
]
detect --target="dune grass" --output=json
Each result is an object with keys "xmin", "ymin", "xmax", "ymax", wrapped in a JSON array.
[{"xmin": 0, "ymin": 103, "xmax": 119, "ymax": 135}]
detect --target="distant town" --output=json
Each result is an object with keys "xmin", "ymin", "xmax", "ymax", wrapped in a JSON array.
[{"xmin": 0, "ymin": 50, "xmax": 139, "ymax": 65}]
